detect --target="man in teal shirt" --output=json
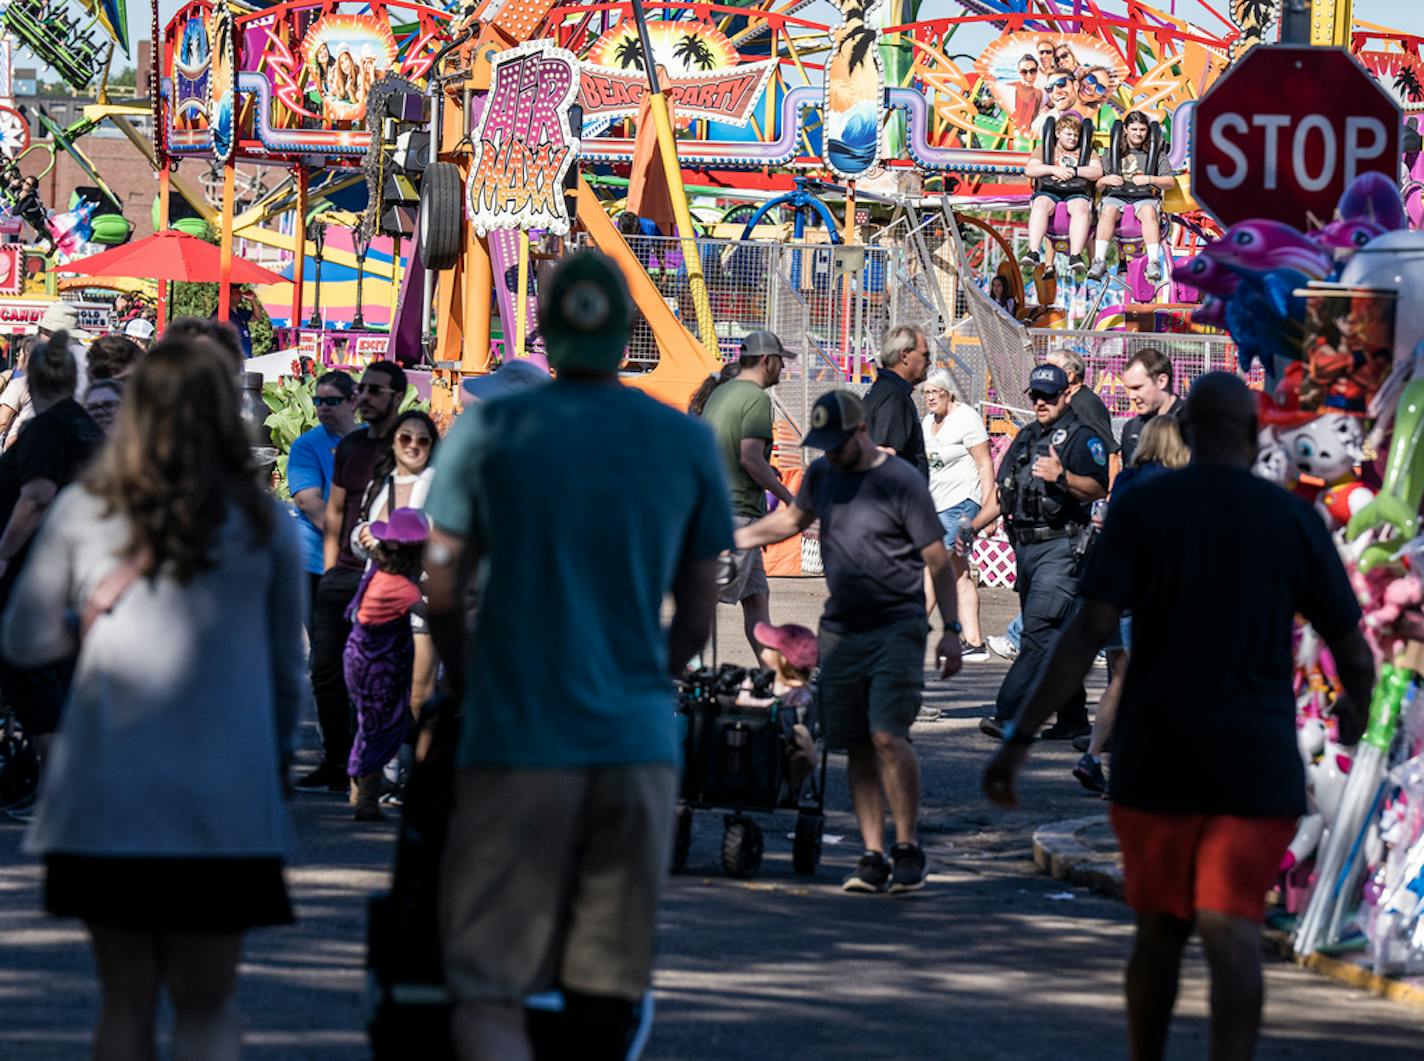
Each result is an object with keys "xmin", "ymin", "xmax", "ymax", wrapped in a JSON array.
[{"xmin": 424, "ymin": 252, "xmax": 731, "ymax": 1059}]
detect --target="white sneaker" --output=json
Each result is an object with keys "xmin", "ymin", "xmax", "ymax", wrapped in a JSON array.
[{"xmin": 986, "ymin": 635, "xmax": 1018, "ymax": 660}]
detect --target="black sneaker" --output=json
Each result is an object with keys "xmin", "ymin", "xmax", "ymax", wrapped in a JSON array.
[
  {"xmin": 979, "ymin": 716, "xmax": 1006, "ymax": 740},
  {"xmin": 959, "ymin": 638, "xmax": 990, "ymax": 663},
  {"xmin": 294, "ymin": 763, "xmax": 347, "ymax": 792},
  {"xmin": 1069, "ymin": 254, "xmax": 1088, "ymax": 275},
  {"xmin": 843, "ymin": 850, "xmax": 891, "ymax": 894},
  {"xmin": 1040, "ymin": 720, "xmax": 1092, "ymax": 741},
  {"xmin": 889, "ymin": 842, "xmax": 927, "ymax": 893},
  {"xmin": 1072, "ymin": 733, "xmax": 1092, "ymax": 753},
  {"xmin": 1074, "ymin": 753, "xmax": 1107, "ymax": 793}
]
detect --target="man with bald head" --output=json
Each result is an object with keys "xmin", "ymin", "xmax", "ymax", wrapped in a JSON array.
[{"xmin": 981, "ymin": 373, "xmax": 1376, "ymax": 1061}]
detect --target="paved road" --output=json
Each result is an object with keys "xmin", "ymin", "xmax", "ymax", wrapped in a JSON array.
[{"xmin": 2, "ymin": 580, "xmax": 1422, "ymax": 1058}]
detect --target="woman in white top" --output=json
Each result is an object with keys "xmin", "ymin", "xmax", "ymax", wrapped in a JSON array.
[
  {"xmin": 922, "ymin": 368, "xmax": 995, "ymax": 659},
  {"xmin": 3, "ymin": 334, "xmax": 304, "ymax": 1060},
  {"xmin": 353, "ymin": 409, "xmax": 439, "ymax": 719}
]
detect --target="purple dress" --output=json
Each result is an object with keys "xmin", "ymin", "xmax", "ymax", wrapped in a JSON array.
[{"xmin": 344, "ymin": 569, "xmax": 416, "ymax": 778}]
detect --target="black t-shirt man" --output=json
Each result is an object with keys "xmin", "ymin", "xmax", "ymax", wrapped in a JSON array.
[
  {"xmin": 1080, "ymin": 463, "xmax": 1361, "ymax": 817},
  {"xmin": 794, "ymin": 452, "xmax": 943, "ymax": 632},
  {"xmin": 864, "ymin": 370, "xmax": 929, "ymax": 480},
  {"xmin": 1068, "ymin": 386, "xmax": 1117, "ymax": 456},
  {"xmin": 330, "ymin": 426, "xmax": 387, "ymax": 571},
  {"xmin": 1119, "ymin": 394, "xmax": 1184, "ymax": 466}
]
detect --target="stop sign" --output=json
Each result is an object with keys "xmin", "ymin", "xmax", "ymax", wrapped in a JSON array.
[{"xmin": 1191, "ymin": 46, "xmax": 1401, "ymax": 228}]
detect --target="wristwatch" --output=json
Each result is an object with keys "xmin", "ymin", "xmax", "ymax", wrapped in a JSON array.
[
  {"xmin": 1056, "ymin": 470, "xmax": 1069, "ymax": 490},
  {"xmin": 1000, "ymin": 720, "xmax": 1036, "ymax": 747},
  {"xmin": 947, "ymin": 621, "xmax": 963, "ymax": 636}
]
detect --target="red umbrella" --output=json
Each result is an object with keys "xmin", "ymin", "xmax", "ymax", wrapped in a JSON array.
[{"xmin": 61, "ymin": 229, "xmax": 290, "ymax": 285}]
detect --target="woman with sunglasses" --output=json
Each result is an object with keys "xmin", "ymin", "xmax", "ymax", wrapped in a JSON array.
[
  {"xmin": 350, "ymin": 410, "xmax": 440, "ymax": 806},
  {"xmin": 985, "ymin": 52, "xmax": 1043, "ymax": 136},
  {"xmin": 1075, "ymin": 65, "xmax": 1120, "ymax": 135}
]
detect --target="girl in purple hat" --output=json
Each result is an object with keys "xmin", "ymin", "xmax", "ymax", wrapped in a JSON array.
[{"xmin": 343, "ymin": 507, "xmax": 428, "ymax": 821}]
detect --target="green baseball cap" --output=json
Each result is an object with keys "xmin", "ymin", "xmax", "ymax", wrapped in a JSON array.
[{"xmin": 539, "ymin": 251, "xmax": 633, "ymax": 374}]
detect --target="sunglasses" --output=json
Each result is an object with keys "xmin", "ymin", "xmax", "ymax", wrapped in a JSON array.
[
  {"xmin": 1028, "ymin": 391, "xmax": 1058, "ymax": 403},
  {"xmin": 1019, "ymin": 66, "xmax": 1038, "ymax": 76},
  {"xmin": 1079, "ymin": 74, "xmax": 1106, "ymax": 91},
  {"xmin": 356, "ymin": 383, "xmax": 394, "ymax": 395},
  {"xmin": 1037, "ymin": 46, "xmax": 1054, "ymax": 55},
  {"xmin": 313, "ymin": 395, "xmax": 349, "ymax": 407},
  {"xmin": 397, "ymin": 432, "xmax": 432, "ymax": 450},
  {"xmin": 1055, "ymin": 51, "xmax": 1072, "ymax": 60},
  {"xmin": 1047, "ymin": 76, "xmax": 1073, "ymax": 91}
]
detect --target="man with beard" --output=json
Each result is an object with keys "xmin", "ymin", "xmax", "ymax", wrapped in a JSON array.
[{"xmin": 735, "ymin": 390, "xmax": 963, "ymax": 895}]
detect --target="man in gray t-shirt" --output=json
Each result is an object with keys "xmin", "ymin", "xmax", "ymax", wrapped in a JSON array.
[{"xmin": 736, "ymin": 390, "xmax": 962, "ymax": 896}]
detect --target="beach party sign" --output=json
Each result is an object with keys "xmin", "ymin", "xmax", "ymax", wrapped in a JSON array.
[
  {"xmin": 824, "ymin": 0, "xmax": 885, "ymax": 178},
  {"xmin": 301, "ymin": 14, "xmax": 400, "ymax": 123}
]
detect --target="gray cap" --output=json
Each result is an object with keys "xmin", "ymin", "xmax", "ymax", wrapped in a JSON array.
[
  {"xmin": 740, "ymin": 330, "xmax": 795, "ymax": 358},
  {"xmin": 461, "ymin": 359, "xmax": 551, "ymax": 403}
]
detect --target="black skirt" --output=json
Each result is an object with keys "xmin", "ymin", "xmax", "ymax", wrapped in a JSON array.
[{"xmin": 46, "ymin": 854, "xmax": 295, "ymax": 932}]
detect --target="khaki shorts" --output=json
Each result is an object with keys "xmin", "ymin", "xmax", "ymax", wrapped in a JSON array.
[
  {"xmin": 817, "ymin": 616, "xmax": 928, "ymax": 750},
  {"xmin": 719, "ymin": 515, "xmax": 770, "ymax": 604},
  {"xmin": 439, "ymin": 764, "xmax": 678, "ymax": 1002}
]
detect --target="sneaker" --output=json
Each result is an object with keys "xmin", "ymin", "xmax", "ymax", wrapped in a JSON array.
[
  {"xmin": 843, "ymin": 850, "xmax": 891, "ymax": 893},
  {"xmin": 1072, "ymin": 733, "xmax": 1092, "ymax": 753},
  {"xmin": 1040, "ymin": 719, "xmax": 1092, "ymax": 741},
  {"xmin": 1069, "ymin": 254, "xmax": 1087, "ymax": 274},
  {"xmin": 1074, "ymin": 753, "xmax": 1107, "ymax": 793},
  {"xmin": 1145, "ymin": 260, "xmax": 1163, "ymax": 283},
  {"xmin": 889, "ymin": 842, "xmax": 928, "ymax": 893},
  {"xmin": 959, "ymin": 638, "xmax": 990, "ymax": 663},
  {"xmin": 1020, "ymin": 249, "xmax": 1041, "ymax": 268},
  {"xmin": 916, "ymin": 705, "xmax": 942, "ymax": 722},
  {"xmin": 979, "ymin": 715, "xmax": 1006, "ymax": 740},
  {"xmin": 1087, "ymin": 257, "xmax": 1107, "ymax": 280},
  {"xmin": 986, "ymin": 635, "xmax": 1019, "ymax": 660},
  {"xmin": 294, "ymin": 763, "xmax": 347, "ymax": 793},
  {"xmin": 1092, "ymin": 649, "xmax": 1107, "ymax": 668}
]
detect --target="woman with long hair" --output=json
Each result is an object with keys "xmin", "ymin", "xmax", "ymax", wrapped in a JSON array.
[
  {"xmin": 989, "ymin": 274, "xmax": 1018, "ymax": 317},
  {"xmin": 2, "ymin": 336, "xmax": 305, "ymax": 1059},
  {"xmin": 1073, "ymin": 414, "xmax": 1188, "ymax": 793},
  {"xmin": 350, "ymin": 409, "xmax": 439, "ymax": 811}
]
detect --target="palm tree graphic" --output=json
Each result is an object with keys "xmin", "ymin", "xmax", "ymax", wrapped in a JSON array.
[
  {"xmin": 613, "ymin": 36, "xmax": 645, "ymax": 71},
  {"xmin": 1394, "ymin": 65, "xmax": 1423, "ymax": 103},
  {"xmin": 673, "ymin": 33, "xmax": 716, "ymax": 71}
]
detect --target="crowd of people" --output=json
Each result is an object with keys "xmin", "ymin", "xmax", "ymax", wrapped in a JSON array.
[{"xmin": 0, "ymin": 252, "xmax": 1364, "ymax": 1061}]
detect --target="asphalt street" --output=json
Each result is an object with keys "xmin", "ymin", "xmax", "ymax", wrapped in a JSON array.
[{"xmin": 2, "ymin": 579, "xmax": 1422, "ymax": 1058}]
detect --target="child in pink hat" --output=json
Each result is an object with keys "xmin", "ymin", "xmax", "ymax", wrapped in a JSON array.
[{"xmin": 751, "ymin": 621, "xmax": 819, "ymax": 797}]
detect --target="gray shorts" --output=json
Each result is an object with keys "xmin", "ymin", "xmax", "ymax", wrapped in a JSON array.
[
  {"xmin": 816, "ymin": 616, "xmax": 929, "ymax": 750},
  {"xmin": 439, "ymin": 764, "xmax": 678, "ymax": 1002},
  {"xmin": 720, "ymin": 515, "xmax": 770, "ymax": 604},
  {"xmin": 1101, "ymin": 196, "xmax": 1160, "ymax": 220}
]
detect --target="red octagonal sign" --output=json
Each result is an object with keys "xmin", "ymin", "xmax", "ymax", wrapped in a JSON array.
[{"xmin": 1191, "ymin": 46, "xmax": 1401, "ymax": 229}]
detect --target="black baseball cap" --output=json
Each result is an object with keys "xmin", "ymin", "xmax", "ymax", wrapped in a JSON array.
[
  {"xmin": 802, "ymin": 390, "xmax": 865, "ymax": 450},
  {"xmin": 1026, "ymin": 364, "xmax": 1070, "ymax": 398}
]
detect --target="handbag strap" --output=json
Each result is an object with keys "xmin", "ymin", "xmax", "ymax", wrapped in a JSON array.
[{"xmin": 79, "ymin": 548, "xmax": 151, "ymax": 642}]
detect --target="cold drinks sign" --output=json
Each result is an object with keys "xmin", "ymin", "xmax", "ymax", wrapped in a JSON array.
[{"xmin": 1191, "ymin": 47, "xmax": 1401, "ymax": 228}]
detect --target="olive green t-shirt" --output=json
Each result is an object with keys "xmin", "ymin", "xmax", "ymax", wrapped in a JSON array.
[{"xmin": 701, "ymin": 378, "xmax": 774, "ymax": 518}]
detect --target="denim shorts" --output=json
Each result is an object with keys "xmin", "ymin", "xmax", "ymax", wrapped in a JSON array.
[{"xmin": 937, "ymin": 499, "xmax": 981, "ymax": 550}]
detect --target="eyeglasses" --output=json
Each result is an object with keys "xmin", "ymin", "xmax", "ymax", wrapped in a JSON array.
[
  {"xmin": 355, "ymin": 383, "xmax": 393, "ymax": 395},
  {"xmin": 313, "ymin": 395, "xmax": 349, "ymax": 407},
  {"xmin": 1047, "ymin": 76, "xmax": 1073, "ymax": 90},
  {"xmin": 397, "ymin": 432, "xmax": 432, "ymax": 450},
  {"xmin": 86, "ymin": 400, "xmax": 121, "ymax": 412}
]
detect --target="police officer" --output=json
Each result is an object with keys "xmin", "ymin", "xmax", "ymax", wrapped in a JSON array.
[{"xmin": 972, "ymin": 364, "xmax": 1109, "ymax": 741}]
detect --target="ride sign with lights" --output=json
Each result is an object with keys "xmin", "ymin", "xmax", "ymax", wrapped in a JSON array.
[{"xmin": 1191, "ymin": 46, "xmax": 1401, "ymax": 228}]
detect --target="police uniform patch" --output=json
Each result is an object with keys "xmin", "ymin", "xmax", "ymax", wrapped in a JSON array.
[
  {"xmin": 1051, "ymin": 428, "xmax": 1068, "ymax": 446},
  {"xmin": 1088, "ymin": 437, "xmax": 1107, "ymax": 466}
]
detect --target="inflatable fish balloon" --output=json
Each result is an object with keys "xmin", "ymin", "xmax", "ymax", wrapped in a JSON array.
[
  {"xmin": 1203, "ymin": 220, "xmax": 1332, "ymax": 279},
  {"xmin": 1335, "ymin": 171, "xmax": 1406, "ymax": 232},
  {"xmin": 1316, "ymin": 217, "xmax": 1391, "ymax": 256},
  {"xmin": 1179, "ymin": 253, "xmax": 1241, "ymax": 297},
  {"xmin": 1193, "ymin": 295, "xmax": 1227, "ymax": 329}
]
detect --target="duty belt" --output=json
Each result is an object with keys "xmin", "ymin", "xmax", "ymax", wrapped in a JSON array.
[{"xmin": 1014, "ymin": 525, "xmax": 1078, "ymax": 544}]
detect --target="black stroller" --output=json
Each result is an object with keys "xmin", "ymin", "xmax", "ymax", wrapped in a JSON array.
[{"xmin": 673, "ymin": 664, "xmax": 827, "ymax": 879}]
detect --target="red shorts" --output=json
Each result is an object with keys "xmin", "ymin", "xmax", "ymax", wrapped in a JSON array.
[{"xmin": 1110, "ymin": 805, "xmax": 1297, "ymax": 922}]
